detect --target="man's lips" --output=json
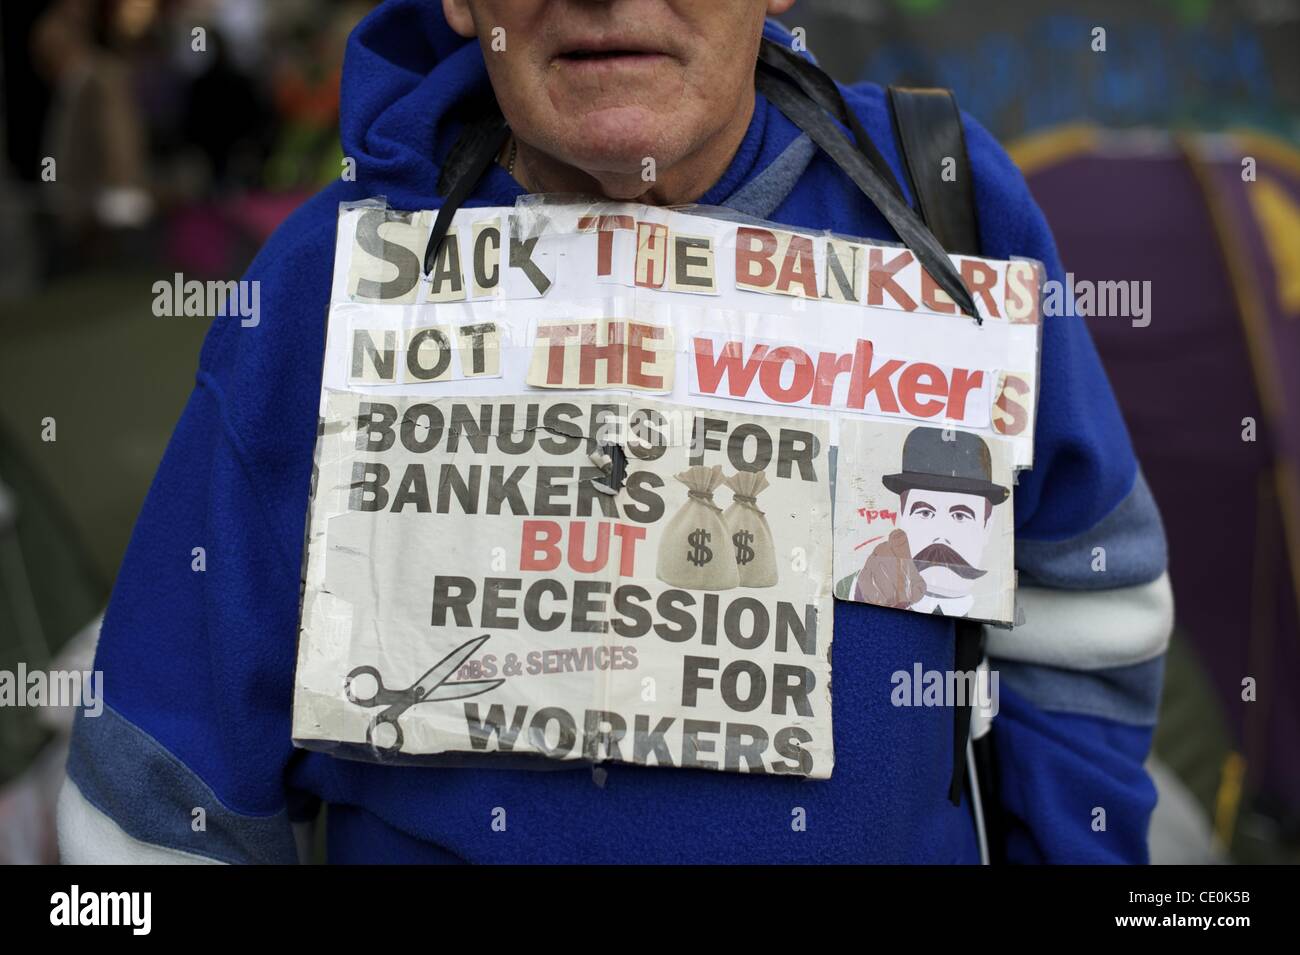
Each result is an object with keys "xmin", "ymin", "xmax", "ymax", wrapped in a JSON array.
[
  {"xmin": 554, "ymin": 50, "xmax": 671, "ymax": 68},
  {"xmin": 552, "ymin": 39, "xmax": 673, "ymax": 71}
]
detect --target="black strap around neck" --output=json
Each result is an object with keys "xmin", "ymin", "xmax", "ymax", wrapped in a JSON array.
[
  {"xmin": 756, "ymin": 39, "xmax": 905, "ymax": 200},
  {"xmin": 754, "ymin": 39, "xmax": 979, "ymax": 322},
  {"xmin": 424, "ymin": 110, "xmax": 509, "ymax": 276}
]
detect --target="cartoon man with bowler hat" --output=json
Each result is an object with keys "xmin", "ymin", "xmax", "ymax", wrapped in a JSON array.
[{"xmin": 839, "ymin": 426, "xmax": 1010, "ymax": 617}]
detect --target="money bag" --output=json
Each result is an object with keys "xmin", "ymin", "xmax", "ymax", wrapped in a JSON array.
[
  {"xmin": 722, "ymin": 470, "xmax": 778, "ymax": 588},
  {"xmin": 656, "ymin": 464, "xmax": 740, "ymax": 591}
]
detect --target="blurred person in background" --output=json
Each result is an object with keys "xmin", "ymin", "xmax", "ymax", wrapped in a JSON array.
[
  {"xmin": 180, "ymin": 27, "xmax": 271, "ymax": 191},
  {"xmin": 31, "ymin": 0, "xmax": 153, "ymax": 252}
]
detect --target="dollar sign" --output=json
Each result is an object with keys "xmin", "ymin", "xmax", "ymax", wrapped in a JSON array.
[
  {"xmin": 733, "ymin": 529, "xmax": 755, "ymax": 566},
  {"xmin": 686, "ymin": 528, "xmax": 713, "ymax": 567}
]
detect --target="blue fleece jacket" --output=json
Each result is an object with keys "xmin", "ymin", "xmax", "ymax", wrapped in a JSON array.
[{"xmin": 61, "ymin": 1, "xmax": 1170, "ymax": 864}]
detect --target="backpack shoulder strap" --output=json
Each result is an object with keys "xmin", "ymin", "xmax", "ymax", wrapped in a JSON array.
[
  {"xmin": 887, "ymin": 86, "xmax": 982, "ymax": 256},
  {"xmin": 888, "ymin": 91, "xmax": 1003, "ymax": 850}
]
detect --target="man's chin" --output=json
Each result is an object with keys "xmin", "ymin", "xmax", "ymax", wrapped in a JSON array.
[{"xmin": 557, "ymin": 106, "xmax": 677, "ymax": 170}]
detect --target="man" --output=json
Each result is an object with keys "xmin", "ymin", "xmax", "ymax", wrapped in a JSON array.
[
  {"xmin": 60, "ymin": 0, "xmax": 1172, "ymax": 863},
  {"xmin": 848, "ymin": 428, "xmax": 1010, "ymax": 618}
]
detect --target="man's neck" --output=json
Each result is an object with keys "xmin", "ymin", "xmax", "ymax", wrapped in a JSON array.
[{"xmin": 511, "ymin": 90, "xmax": 757, "ymax": 206}]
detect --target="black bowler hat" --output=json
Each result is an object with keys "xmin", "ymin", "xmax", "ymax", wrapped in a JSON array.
[{"xmin": 882, "ymin": 427, "xmax": 1009, "ymax": 504}]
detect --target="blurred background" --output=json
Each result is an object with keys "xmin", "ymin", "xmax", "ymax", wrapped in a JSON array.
[{"xmin": 0, "ymin": 0, "xmax": 1296, "ymax": 864}]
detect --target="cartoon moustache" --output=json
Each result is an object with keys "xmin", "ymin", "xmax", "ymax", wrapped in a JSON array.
[{"xmin": 913, "ymin": 543, "xmax": 987, "ymax": 580}]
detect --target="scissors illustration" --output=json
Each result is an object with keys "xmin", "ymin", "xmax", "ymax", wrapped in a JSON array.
[{"xmin": 345, "ymin": 634, "xmax": 504, "ymax": 754}]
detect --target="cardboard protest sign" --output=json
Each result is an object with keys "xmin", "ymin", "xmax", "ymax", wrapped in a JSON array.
[{"xmin": 291, "ymin": 199, "xmax": 1043, "ymax": 776}]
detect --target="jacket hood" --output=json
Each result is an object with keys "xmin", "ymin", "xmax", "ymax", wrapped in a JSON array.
[{"xmin": 339, "ymin": 0, "xmax": 487, "ymax": 208}]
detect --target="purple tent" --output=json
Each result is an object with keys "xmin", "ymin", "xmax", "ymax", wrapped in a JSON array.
[{"xmin": 1018, "ymin": 128, "xmax": 1300, "ymax": 835}]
